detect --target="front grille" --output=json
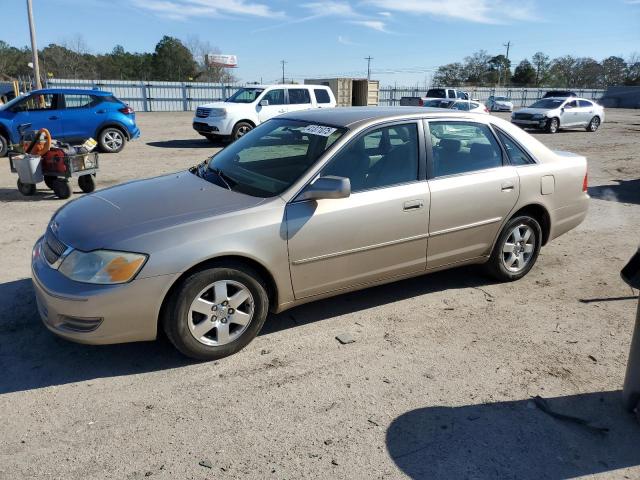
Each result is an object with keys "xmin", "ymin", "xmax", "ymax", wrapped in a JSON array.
[
  {"xmin": 196, "ymin": 107, "xmax": 211, "ymax": 118},
  {"xmin": 514, "ymin": 113, "xmax": 533, "ymax": 120},
  {"xmin": 42, "ymin": 227, "xmax": 67, "ymax": 265}
]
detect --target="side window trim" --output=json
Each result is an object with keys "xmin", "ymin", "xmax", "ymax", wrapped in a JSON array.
[{"xmin": 424, "ymin": 119, "xmax": 507, "ymax": 180}]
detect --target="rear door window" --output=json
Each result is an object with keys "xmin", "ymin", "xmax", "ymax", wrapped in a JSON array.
[
  {"xmin": 447, "ymin": 89, "xmax": 456, "ymax": 98},
  {"xmin": 64, "ymin": 94, "xmax": 98, "ymax": 109},
  {"xmin": 429, "ymin": 121, "xmax": 503, "ymax": 177},
  {"xmin": 578, "ymin": 100, "xmax": 593, "ymax": 108},
  {"xmin": 314, "ymin": 89, "xmax": 331, "ymax": 104},
  {"xmin": 288, "ymin": 89, "xmax": 311, "ymax": 104},
  {"xmin": 495, "ymin": 129, "xmax": 534, "ymax": 166}
]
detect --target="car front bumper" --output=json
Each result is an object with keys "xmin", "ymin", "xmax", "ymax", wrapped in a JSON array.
[
  {"xmin": 511, "ymin": 118, "xmax": 547, "ymax": 128},
  {"xmin": 192, "ymin": 116, "xmax": 234, "ymax": 136},
  {"xmin": 31, "ymin": 237, "xmax": 173, "ymax": 345},
  {"xmin": 493, "ymin": 104, "xmax": 513, "ymax": 111}
]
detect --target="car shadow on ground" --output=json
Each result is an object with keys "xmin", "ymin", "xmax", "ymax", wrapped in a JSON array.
[
  {"xmin": 0, "ymin": 187, "xmax": 95, "ymax": 202},
  {"xmin": 0, "ymin": 266, "xmax": 494, "ymax": 395},
  {"xmin": 146, "ymin": 139, "xmax": 227, "ymax": 149},
  {"xmin": 589, "ymin": 179, "xmax": 640, "ymax": 205},
  {"xmin": 386, "ymin": 391, "xmax": 640, "ymax": 479}
]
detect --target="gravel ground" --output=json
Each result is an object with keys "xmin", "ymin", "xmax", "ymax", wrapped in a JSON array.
[{"xmin": 1, "ymin": 109, "xmax": 639, "ymax": 479}]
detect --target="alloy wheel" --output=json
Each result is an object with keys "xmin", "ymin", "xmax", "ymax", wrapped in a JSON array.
[
  {"xmin": 104, "ymin": 130, "xmax": 124, "ymax": 151},
  {"xmin": 501, "ymin": 224, "xmax": 536, "ymax": 273},
  {"xmin": 187, "ymin": 280, "xmax": 254, "ymax": 346}
]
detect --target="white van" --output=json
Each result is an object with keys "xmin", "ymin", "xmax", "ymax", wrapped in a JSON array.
[{"xmin": 193, "ymin": 84, "xmax": 336, "ymax": 141}]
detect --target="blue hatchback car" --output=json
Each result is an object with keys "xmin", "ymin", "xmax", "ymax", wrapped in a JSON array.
[{"xmin": 0, "ymin": 88, "xmax": 140, "ymax": 156}]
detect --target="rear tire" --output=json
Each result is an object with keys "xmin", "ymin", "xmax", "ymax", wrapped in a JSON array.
[
  {"xmin": 52, "ymin": 179, "xmax": 71, "ymax": 199},
  {"xmin": 17, "ymin": 179, "xmax": 36, "ymax": 196},
  {"xmin": 0, "ymin": 134, "xmax": 8, "ymax": 157},
  {"xmin": 586, "ymin": 116, "xmax": 600, "ymax": 132},
  {"xmin": 231, "ymin": 122, "xmax": 253, "ymax": 141},
  {"xmin": 162, "ymin": 263, "xmax": 270, "ymax": 361},
  {"xmin": 98, "ymin": 127, "xmax": 126, "ymax": 153},
  {"xmin": 545, "ymin": 117, "xmax": 559, "ymax": 134},
  {"xmin": 78, "ymin": 174, "xmax": 95, "ymax": 193},
  {"xmin": 485, "ymin": 215, "xmax": 542, "ymax": 282}
]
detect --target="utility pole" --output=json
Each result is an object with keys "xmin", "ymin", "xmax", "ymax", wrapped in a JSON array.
[
  {"xmin": 280, "ymin": 60, "xmax": 287, "ymax": 84},
  {"xmin": 365, "ymin": 56, "xmax": 373, "ymax": 80},
  {"xmin": 503, "ymin": 41, "xmax": 511, "ymax": 88},
  {"xmin": 26, "ymin": 0, "xmax": 42, "ymax": 89}
]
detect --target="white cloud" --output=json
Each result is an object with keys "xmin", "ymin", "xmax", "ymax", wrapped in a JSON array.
[
  {"xmin": 624, "ymin": 0, "xmax": 640, "ymax": 4},
  {"xmin": 337, "ymin": 35, "xmax": 362, "ymax": 45},
  {"xmin": 378, "ymin": 11, "xmax": 392, "ymax": 17},
  {"xmin": 366, "ymin": 0, "xmax": 537, "ymax": 24},
  {"xmin": 133, "ymin": 0, "xmax": 284, "ymax": 20},
  {"xmin": 351, "ymin": 19, "xmax": 387, "ymax": 32},
  {"xmin": 302, "ymin": 1, "xmax": 358, "ymax": 17}
]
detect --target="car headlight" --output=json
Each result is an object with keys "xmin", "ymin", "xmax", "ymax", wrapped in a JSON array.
[
  {"xmin": 59, "ymin": 250, "xmax": 148, "ymax": 284},
  {"xmin": 210, "ymin": 108, "xmax": 226, "ymax": 117}
]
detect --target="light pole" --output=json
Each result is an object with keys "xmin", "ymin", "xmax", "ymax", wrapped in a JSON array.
[
  {"xmin": 280, "ymin": 60, "xmax": 287, "ymax": 84},
  {"xmin": 365, "ymin": 56, "xmax": 373, "ymax": 80},
  {"xmin": 26, "ymin": 0, "xmax": 42, "ymax": 89}
]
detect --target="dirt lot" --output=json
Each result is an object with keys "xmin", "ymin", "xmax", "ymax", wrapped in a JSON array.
[{"xmin": 1, "ymin": 110, "xmax": 639, "ymax": 479}]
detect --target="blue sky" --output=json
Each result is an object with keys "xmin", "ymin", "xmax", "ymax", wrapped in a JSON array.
[{"xmin": 2, "ymin": 0, "xmax": 639, "ymax": 85}]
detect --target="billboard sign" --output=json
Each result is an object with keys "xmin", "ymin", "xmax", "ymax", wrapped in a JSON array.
[{"xmin": 206, "ymin": 54, "xmax": 238, "ymax": 68}]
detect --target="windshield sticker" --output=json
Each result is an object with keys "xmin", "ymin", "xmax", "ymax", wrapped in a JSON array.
[{"xmin": 301, "ymin": 125, "xmax": 337, "ymax": 137}]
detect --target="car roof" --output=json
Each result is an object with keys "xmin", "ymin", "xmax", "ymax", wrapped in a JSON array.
[
  {"xmin": 30, "ymin": 88, "xmax": 113, "ymax": 96},
  {"xmin": 239, "ymin": 84, "xmax": 328, "ymax": 89},
  {"xmin": 279, "ymin": 106, "xmax": 477, "ymax": 128}
]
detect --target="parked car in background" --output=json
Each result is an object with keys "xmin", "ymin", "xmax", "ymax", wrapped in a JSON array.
[
  {"xmin": 423, "ymin": 99, "xmax": 489, "ymax": 114},
  {"xmin": 487, "ymin": 95, "xmax": 514, "ymax": 112},
  {"xmin": 542, "ymin": 90, "xmax": 577, "ymax": 99},
  {"xmin": 0, "ymin": 88, "xmax": 140, "ymax": 156},
  {"xmin": 425, "ymin": 88, "xmax": 469, "ymax": 100},
  {"xmin": 193, "ymin": 84, "xmax": 336, "ymax": 142},
  {"xmin": 33, "ymin": 107, "xmax": 589, "ymax": 360},
  {"xmin": 511, "ymin": 97, "xmax": 605, "ymax": 133}
]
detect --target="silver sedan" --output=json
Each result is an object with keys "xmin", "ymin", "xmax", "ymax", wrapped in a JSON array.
[
  {"xmin": 511, "ymin": 97, "xmax": 605, "ymax": 133},
  {"xmin": 32, "ymin": 107, "xmax": 589, "ymax": 360}
]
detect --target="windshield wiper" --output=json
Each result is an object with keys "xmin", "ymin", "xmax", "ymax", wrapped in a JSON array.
[{"xmin": 209, "ymin": 167, "xmax": 236, "ymax": 191}]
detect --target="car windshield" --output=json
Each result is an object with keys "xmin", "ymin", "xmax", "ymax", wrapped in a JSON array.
[
  {"xmin": 195, "ymin": 119, "xmax": 346, "ymax": 198},
  {"xmin": 225, "ymin": 88, "xmax": 264, "ymax": 104},
  {"xmin": 529, "ymin": 99, "xmax": 564, "ymax": 109},
  {"xmin": 425, "ymin": 99, "xmax": 453, "ymax": 108}
]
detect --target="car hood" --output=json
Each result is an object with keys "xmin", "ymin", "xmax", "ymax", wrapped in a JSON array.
[
  {"xmin": 53, "ymin": 172, "xmax": 265, "ymax": 251},
  {"xmin": 198, "ymin": 101, "xmax": 250, "ymax": 110},
  {"xmin": 515, "ymin": 108, "xmax": 553, "ymax": 115}
]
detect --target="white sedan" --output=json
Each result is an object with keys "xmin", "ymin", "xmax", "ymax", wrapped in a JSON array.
[
  {"xmin": 487, "ymin": 95, "xmax": 514, "ymax": 112},
  {"xmin": 424, "ymin": 99, "xmax": 489, "ymax": 114}
]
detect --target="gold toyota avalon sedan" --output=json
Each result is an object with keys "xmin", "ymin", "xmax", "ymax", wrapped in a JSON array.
[{"xmin": 32, "ymin": 107, "xmax": 589, "ymax": 360}]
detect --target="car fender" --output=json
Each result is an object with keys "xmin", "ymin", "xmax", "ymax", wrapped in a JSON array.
[
  {"xmin": 95, "ymin": 120, "xmax": 132, "ymax": 140},
  {"xmin": 0, "ymin": 120, "xmax": 12, "ymax": 143}
]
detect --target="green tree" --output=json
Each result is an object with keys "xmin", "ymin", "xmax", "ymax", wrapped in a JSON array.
[
  {"xmin": 626, "ymin": 53, "xmax": 640, "ymax": 85},
  {"xmin": 488, "ymin": 54, "xmax": 511, "ymax": 86},
  {"xmin": 463, "ymin": 50, "xmax": 492, "ymax": 86},
  {"xmin": 574, "ymin": 57, "xmax": 603, "ymax": 88},
  {"xmin": 531, "ymin": 51, "xmax": 550, "ymax": 86},
  {"xmin": 601, "ymin": 56, "xmax": 627, "ymax": 86},
  {"xmin": 432, "ymin": 62, "xmax": 466, "ymax": 86},
  {"xmin": 152, "ymin": 36, "xmax": 197, "ymax": 81},
  {"xmin": 548, "ymin": 55, "xmax": 577, "ymax": 87},
  {"xmin": 511, "ymin": 59, "xmax": 536, "ymax": 86}
]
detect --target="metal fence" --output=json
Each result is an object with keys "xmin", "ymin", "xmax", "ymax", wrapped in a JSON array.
[
  {"xmin": 48, "ymin": 79, "xmax": 606, "ymax": 111},
  {"xmin": 379, "ymin": 87, "xmax": 606, "ymax": 107}
]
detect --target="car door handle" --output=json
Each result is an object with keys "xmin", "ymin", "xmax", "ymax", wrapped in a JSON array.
[
  {"xmin": 501, "ymin": 182, "xmax": 515, "ymax": 192},
  {"xmin": 278, "ymin": 109, "xmax": 286, "ymax": 113},
  {"xmin": 96, "ymin": 109, "xmax": 107, "ymax": 114},
  {"xmin": 403, "ymin": 200, "xmax": 424, "ymax": 211},
  {"xmin": 48, "ymin": 116, "xmax": 59, "ymax": 120}
]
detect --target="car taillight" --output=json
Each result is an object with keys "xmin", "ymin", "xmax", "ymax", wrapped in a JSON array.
[
  {"xmin": 119, "ymin": 106, "xmax": 134, "ymax": 114},
  {"xmin": 484, "ymin": 106, "xmax": 489, "ymax": 112},
  {"xmin": 418, "ymin": 99, "xmax": 424, "ymax": 106},
  {"xmin": 582, "ymin": 172, "xmax": 588, "ymax": 192}
]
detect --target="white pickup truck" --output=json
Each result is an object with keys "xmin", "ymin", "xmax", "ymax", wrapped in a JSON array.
[{"xmin": 193, "ymin": 84, "xmax": 336, "ymax": 141}]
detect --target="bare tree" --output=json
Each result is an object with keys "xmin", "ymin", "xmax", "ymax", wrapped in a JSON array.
[{"xmin": 184, "ymin": 35, "xmax": 236, "ymax": 83}]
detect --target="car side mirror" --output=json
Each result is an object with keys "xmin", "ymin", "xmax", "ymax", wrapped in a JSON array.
[
  {"xmin": 259, "ymin": 99, "xmax": 269, "ymax": 106},
  {"xmin": 296, "ymin": 176, "xmax": 351, "ymax": 201}
]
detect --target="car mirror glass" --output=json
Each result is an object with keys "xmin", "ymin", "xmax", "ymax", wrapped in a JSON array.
[{"xmin": 259, "ymin": 99, "xmax": 269, "ymax": 106}]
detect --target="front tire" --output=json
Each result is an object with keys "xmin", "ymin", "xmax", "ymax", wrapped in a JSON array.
[
  {"xmin": 17, "ymin": 179, "xmax": 36, "ymax": 196},
  {"xmin": 98, "ymin": 127, "xmax": 126, "ymax": 153},
  {"xmin": 162, "ymin": 263, "xmax": 269, "ymax": 361},
  {"xmin": 232, "ymin": 122, "xmax": 253, "ymax": 141},
  {"xmin": 52, "ymin": 179, "xmax": 71, "ymax": 199},
  {"xmin": 78, "ymin": 174, "xmax": 95, "ymax": 193},
  {"xmin": 0, "ymin": 133, "xmax": 8, "ymax": 157},
  {"xmin": 485, "ymin": 215, "xmax": 542, "ymax": 282},
  {"xmin": 586, "ymin": 116, "xmax": 600, "ymax": 132},
  {"xmin": 546, "ymin": 117, "xmax": 559, "ymax": 134}
]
